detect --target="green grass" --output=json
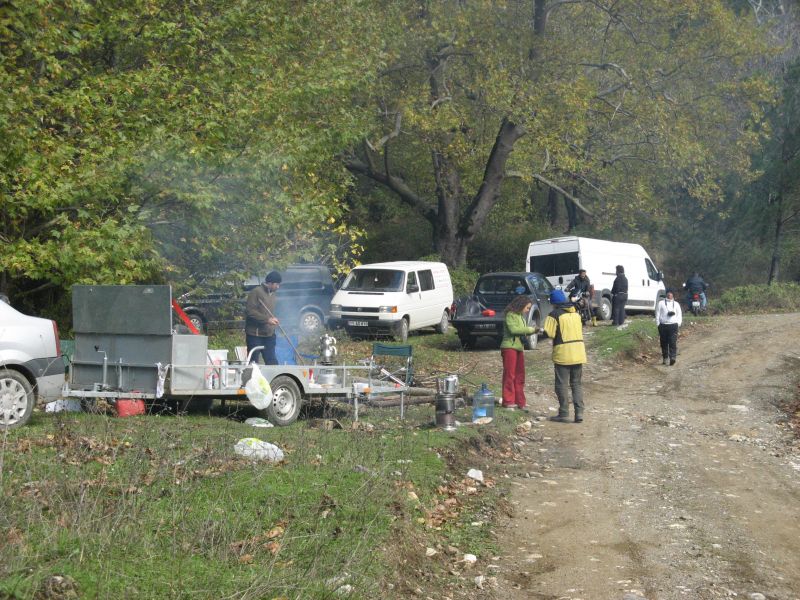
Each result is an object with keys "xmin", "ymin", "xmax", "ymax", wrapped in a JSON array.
[
  {"xmin": 0, "ymin": 378, "xmax": 522, "ymax": 599},
  {"xmin": 585, "ymin": 317, "xmax": 658, "ymax": 360},
  {"xmin": 3, "ymin": 320, "xmax": 665, "ymax": 599}
]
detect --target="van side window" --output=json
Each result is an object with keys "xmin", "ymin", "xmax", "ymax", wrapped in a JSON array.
[
  {"xmin": 530, "ymin": 252, "xmax": 579, "ymax": 277},
  {"xmin": 407, "ymin": 271, "xmax": 417, "ymax": 289},
  {"xmin": 418, "ymin": 270, "xmax": 435, "ymax": 292},
  {"xmin": 645, "ymin": 258, "xmax": 659, "ymax": 280}
]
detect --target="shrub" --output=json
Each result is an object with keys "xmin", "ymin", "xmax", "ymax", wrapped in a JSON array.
[{"xmin": 712, "ymin": 282, "xmax": 800, "ymax": 314}]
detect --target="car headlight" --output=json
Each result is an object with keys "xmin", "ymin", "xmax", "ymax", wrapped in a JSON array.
[
  {"xmin": 330, "ymin": 304, "xmax": 342, "ymax": 312},
  {"xmin": 378, "ymin": 306, "xmax": 398, "ymax": 313}
]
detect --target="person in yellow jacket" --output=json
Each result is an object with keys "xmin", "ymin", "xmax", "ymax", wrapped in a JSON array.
[
  {"xmin": 499, "ymin": 295, "xmax": 540, "ymax": 410},
  {"xmin": 543, "ymin": 289, "xmax": 587, "ymax": 423}
]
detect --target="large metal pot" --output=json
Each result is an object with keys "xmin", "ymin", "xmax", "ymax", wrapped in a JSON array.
[
  {"xmin": 317, "ymin": 369, "xmax": 339, "ymax": 386},
  {"xmin": 437, "ymin": 375, "xmax": 459, "ymax": 395}
]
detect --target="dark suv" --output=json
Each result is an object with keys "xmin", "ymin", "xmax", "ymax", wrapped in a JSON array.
[{"xmin": 177, "ymin": 265, "xmax": 335, "ymax": 335}]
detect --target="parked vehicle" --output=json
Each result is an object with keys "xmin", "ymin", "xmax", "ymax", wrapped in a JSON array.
[
  {"xmin": 683, "ymin": 285, "xmax": 708, "ymax": 316},
  {"xmin": 328, "ymin": 261, "xmax": 453, "ymax": 342},
  {"xmin": 0, "ymin": 302, "xmax": 64, "ymax": 428},
  {"xmin": 569, "ymin": 290, "xmax": 593, "ymax": 325},
  {"xmin": 177, "ymin": 264, "xmax": 335, "ymax": 335},
  {"xmin": 450, "ymin": 272, "xmax": 553, "ymax": 349},
  {"xmin": 526, "ymin": 236, "xmax": 666, "ymax": 320}
]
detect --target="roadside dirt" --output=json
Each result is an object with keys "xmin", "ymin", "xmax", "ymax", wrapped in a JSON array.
[{"xmin": 491, "ymin": 313, "xmax": 800, "ymax": 600}]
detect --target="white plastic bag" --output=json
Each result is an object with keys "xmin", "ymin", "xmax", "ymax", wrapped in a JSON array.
[
  {"xmin": 244, "ymin": 365, "xmax": 273, "ymax": 410},
  {"xmin": 234, "ymin": 438, "xmax": 284, "ymax": 462}
]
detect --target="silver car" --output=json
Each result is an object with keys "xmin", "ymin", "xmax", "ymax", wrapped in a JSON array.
[{"xmin": 0, "ymin": 301, "xmax": 64, "ymax": 428}]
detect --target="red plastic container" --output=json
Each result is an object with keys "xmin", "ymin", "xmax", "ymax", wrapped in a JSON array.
[{"xmin": 116, "ymin": 399, "xmax": 146, "ymax": 417}]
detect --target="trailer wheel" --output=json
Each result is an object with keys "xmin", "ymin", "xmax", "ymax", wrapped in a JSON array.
[
  {"xmin": 263, "ymin": 376, "xmax": 302, "ymax": 426},
  {"xmin": 0, "ymin": 368, "xmax": 34, "ymax": 429}
]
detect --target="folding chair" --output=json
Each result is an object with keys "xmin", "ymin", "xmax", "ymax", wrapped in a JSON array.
[{"xmin": 367, "ymin": 343, "xmax": 413, "ymax": 419}]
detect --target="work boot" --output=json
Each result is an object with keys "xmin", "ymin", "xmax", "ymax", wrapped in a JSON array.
[
  {"xmin": 574, "ymin": 414, "xmax": 583, "ymax": 423},
  {"xmin": 549, "ymin": 415, "xmax": 570, "ymax": 423},
  {"xmin": 662, "ymin": 357, "xmax": 668, "ymax": 365},
  {"xmin": 670, "ymin": 358, "xmax": 676, "ymax": 366}
]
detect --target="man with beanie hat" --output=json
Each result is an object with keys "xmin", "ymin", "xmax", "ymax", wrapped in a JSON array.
[
  {"xmin": 543, "ymin": 289, "xmax": 587, "ymax": 423},
  {"xmin": 611, "ymin": 265, "xmax": 628, "ymax": 326},
  {"xmin": 245, "ymin": 271, "xmax": 282, "ymax": 364}
]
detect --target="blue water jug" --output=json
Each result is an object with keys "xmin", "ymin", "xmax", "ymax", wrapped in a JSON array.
[{"xmin": 472, "ymin": 383, "xmax": 495, "ymax": 421}]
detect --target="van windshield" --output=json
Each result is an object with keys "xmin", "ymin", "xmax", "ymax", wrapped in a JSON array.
[
  {"xmin": 529, "ymin": 252, "xmax": 579, "ymax": 277},
  {"xmin": 342, "ymin": 269, "xmax": 405, "ymax": 292}
]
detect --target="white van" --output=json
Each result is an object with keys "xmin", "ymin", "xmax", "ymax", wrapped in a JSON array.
[
  {"xmin": 526, "ymin": 236, "xmax": 665, "ymax": 320},
  {"xmin": 329, "ymin": 261, "xmax": 454, "ymax": 342}
]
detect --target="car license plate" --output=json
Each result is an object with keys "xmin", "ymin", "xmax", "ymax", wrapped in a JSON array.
[
  {"xmin": 475, "ymin": 323, "xmax": 495, "ymax": 329},
  {"xmin": 348, "ymin": 320, "xmax": 369, "ymax": 327},
  {"xmin": 691, "ymin": 301, "xmax": 700, "ymax": 308}
]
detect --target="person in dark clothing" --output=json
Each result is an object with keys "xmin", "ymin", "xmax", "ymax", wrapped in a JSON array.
[
  {"xmin": 565, "ymin": 269, "xmax": 595, "ymax": 325},
  {"xmin": 683, "ymin": 272, "xmax": 708, "ymax": 308},
  {"xmin": 611, "ymin": 265, "xmax": 628, "ymax": 326},
  {"xmin": 245, "ymin": 271, "xmax": 281, "ymax": 365}
]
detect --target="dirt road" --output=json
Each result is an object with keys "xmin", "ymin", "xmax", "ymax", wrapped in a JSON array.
[{"xmin": 493, "ymin": 313, "xmax": 800, "ymax": 600}]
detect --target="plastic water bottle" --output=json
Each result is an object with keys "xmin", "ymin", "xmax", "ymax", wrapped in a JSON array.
[{"xmin": 472, "ymin": 383, "xmax": 495, "ymax": 421}]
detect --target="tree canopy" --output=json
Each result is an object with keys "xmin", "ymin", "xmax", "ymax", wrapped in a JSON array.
[{"xmin": 1, "ymin": 0, "xmax": 384, "ymax": 305}]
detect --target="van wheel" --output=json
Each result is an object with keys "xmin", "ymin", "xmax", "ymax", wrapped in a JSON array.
[
  {"xmin": 263, "ymin": 376, "xmax": 302, "ymax": 426},
  {"xmin": 0, "ymin": 369, "xmax": 34, "ymax": 429},
  {"xmin": 596, "ymin": 298, "xmax": 612, "ymax": 321},
  {"xmin": 435, "ymin": 310, "xmax": 449, "ymax": 334},
  {"xmin": 394, "ymin": 318, "xmax": 409, "ymax": 343}
]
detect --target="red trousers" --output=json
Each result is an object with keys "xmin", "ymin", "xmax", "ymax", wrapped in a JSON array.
[{"xmin": 501, "ymin": 348, "xmax": 527, "ymax": 408}]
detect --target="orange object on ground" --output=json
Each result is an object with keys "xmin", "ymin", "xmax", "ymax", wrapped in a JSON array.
[{"xmin": 116, "ymin": 399, "xmax": 146, "ymax": 417}]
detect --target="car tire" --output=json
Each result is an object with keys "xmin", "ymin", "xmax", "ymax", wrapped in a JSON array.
[
  {"xmin": 435, "ymin": 310, "xmax": 449, "ymax": 334},
  {"xmin": 186, "ymin": 312, "xmax": 206, "ymax": 334},
  {"xmin": 458, "ymin": 334, "xmax": 476, "ymax": 350},
  {"xmin": 263, "ymin": 375, "xmax": 303, "ymax": 426},
  {"xmin": 596, "ymin": 298, "xmax": 612, "ymax": 321},
  {"xmin": 395, "ymin": 318, "xmax": 409, "ymax": 343},
  {"xmin": 299, "ymin": 310, "xmax": 323, "ymax": 335},
  {"xmin": 0, "ymin": 368, "xmax": 35, "ymax": 429},
  {"xmin": 522, "ymin": 313, "xmax": 540, "ymax": 350}
]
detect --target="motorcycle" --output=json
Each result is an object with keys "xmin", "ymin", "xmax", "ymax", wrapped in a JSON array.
[
  {"xmin": 569, "ymin": 291, "xmax": 593, "ymax": 325},
  {"xmin": 684, "ymin": 289, "xmax": 706, "ymax": 316}
]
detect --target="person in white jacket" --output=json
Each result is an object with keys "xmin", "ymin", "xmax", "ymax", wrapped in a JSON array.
[{"xmin": 655, "ymin": 289, "xmax": 682, "ymax": 365}]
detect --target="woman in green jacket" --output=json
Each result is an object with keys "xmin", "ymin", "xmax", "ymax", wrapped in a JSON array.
[{"xmin": 500, "ymin": 295, "xmax": 538, "ymax": 410}]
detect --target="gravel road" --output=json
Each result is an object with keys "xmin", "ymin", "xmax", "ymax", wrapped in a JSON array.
[{"xmin": 493, "ymin": 313, "xmax": 800, "ymax": 600}]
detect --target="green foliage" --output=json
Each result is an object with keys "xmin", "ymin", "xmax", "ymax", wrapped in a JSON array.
[
  {"xmin": 346, "ymin": 0, "xmax": 773, "ymax": 266},
  {"xmin": 713, "ymin": 282, "xmax": 800, "ymax": 313},
  {"xmin": 0, "ymin": 0, "xmax": 381, "ymax": 302}
]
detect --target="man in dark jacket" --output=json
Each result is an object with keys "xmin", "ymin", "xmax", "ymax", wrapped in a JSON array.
[
  {"xmin": 683, "ymin": 272, "xmax": 708, "ymax": 308},
  {"xmin": 245, "ymin": 271, "xmax": 281, "ymax": 364},
  {"xmin": 611, "ymin": 265, "xmax": 628, "ymax": 326}
]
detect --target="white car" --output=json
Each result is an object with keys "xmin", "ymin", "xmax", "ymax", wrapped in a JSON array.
[{"xmin": 0, "ymin": 301, "xmax": 64, "ymax": 428}]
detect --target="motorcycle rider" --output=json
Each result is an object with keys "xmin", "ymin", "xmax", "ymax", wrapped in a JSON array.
[
  {"xmin": 683, "ymin": 272, "xmax": 708, "ymax": 309},
  {"xmin": 565, "ymin": 269, "xmax": 595, "ymax": 325}
]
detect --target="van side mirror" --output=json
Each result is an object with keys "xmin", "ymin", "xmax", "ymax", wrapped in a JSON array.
[{"xmin": 406, "ymin": 283, "xmax": 419, "ymax": 293}]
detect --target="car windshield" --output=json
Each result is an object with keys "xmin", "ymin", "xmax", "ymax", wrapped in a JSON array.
[{"xmin": 342, "ymin": 269, "xmax": 404, "ymax": 292}]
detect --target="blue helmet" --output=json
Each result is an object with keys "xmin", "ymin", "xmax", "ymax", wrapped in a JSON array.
[{"xmin": 550, "ymin": 289, "xmax": 568, "ymax": 304}]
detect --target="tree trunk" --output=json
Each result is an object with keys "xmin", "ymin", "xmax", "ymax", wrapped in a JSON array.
[
  {"xmin": 767, "ymin": 193, "xmax": 783, "ymax": 285},
  {"xmin": 546, "ymin": 186, "xmax": 559, "ymax": 226}
]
